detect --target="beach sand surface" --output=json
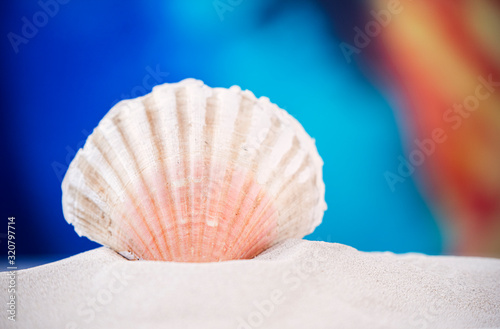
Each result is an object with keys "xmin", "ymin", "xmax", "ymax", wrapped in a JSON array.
[{"xmin": 1, "ymin": 239, "xmax": 499, "ymax": 328}]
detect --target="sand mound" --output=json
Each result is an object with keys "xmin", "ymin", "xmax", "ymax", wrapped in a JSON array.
[{"xmin": 1, "ymin": 239, "xmax": 499, "ymax": 328}]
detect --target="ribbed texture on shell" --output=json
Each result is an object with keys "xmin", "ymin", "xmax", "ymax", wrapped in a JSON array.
[{"xmin": 62, "ymin": 79, "xmax": 327, "ymax": 262}]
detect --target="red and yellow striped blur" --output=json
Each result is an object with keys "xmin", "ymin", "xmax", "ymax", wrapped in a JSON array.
[{"xmin": 371, "ymin": 0, "xmax": 500, "ymax": 256}]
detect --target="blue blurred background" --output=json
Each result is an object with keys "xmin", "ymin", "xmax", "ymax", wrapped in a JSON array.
[{"xmin": 0, "ymin": 0, "xmax": 443, "ymax": 264}]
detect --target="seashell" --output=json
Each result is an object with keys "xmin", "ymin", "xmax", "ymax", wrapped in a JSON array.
[{"xmin": 62, "ymin": 79, "xmax": 327, "ymax": 262}]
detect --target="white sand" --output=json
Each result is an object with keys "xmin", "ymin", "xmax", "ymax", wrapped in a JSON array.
[{"xmin": 1, "ymin": 239, "xmax": 499, "ymax": 329}]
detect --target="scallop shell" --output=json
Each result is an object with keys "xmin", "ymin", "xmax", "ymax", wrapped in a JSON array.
[{"xmin": 62, "ymin": 79, "xmax": 327, "ymax": 262}]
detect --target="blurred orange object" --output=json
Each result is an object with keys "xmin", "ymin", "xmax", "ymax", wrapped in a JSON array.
[{"xmin": 370, "ymin": 0, "xmax": 500, "ymax": 256}]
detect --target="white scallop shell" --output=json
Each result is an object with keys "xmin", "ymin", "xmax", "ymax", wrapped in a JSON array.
[{"xmin": 62, "ymin": 79, "xmax": 326, "ymax": 262}]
